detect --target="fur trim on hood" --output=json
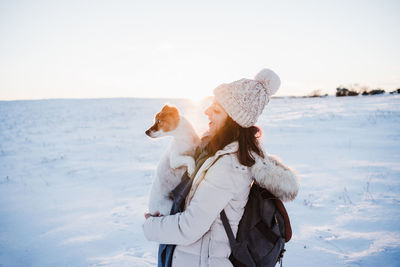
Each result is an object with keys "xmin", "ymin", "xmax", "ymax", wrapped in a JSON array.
[{"xmin": 250, "ymin": 152, "xmax": 300, "ymax": 202}]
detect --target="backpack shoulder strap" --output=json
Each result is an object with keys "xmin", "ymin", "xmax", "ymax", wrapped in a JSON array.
[{"xmin": 220, "ymin": 210, "xmax": 237, "ymax": 248}]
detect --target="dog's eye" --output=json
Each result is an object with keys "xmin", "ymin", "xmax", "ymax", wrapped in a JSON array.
[{"xmin": 157, "ymin": 119, "xmax": 161, "ymax": 124}]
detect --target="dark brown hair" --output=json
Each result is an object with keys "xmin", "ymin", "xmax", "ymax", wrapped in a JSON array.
[{"xmin": 206, "ymin": 116, "xmax": 264, "ymax": 167}]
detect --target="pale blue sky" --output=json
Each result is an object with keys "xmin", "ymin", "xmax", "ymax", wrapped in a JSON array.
[{"xmin": 0, "ymin": 0, "xmax": 399, "ymax": 100}]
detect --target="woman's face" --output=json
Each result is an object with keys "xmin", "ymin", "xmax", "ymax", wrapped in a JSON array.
[{"xmin": 204, "ymin": 100, "xmax": 228, "ymax": 137}]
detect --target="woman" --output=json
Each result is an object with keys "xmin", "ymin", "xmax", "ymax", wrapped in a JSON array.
[{"xmin": 143, "ymin": 69, "xmax": 299, "ymax": 267}]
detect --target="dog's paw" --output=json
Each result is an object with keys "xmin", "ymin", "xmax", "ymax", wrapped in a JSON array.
[{"xmin": 186, "ymin": 158, "xmax": 196, "ymax": 177}]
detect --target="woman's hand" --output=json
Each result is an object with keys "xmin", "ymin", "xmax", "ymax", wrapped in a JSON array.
[{"xmin": 144, "ymin": 211, "xmax": 164, "ymax": 219}]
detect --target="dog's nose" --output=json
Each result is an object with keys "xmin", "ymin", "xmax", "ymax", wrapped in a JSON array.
[{"xmin": 145, "ymin": 129, "xmax": 150, "ymax": 136}]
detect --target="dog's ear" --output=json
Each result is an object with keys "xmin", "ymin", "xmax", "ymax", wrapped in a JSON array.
[{"xmin": 162, "ymin": 105, "xmax": 179, "ymax": 115}]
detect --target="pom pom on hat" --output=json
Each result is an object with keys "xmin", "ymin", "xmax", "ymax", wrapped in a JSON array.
[{"xmin": 254, "ymin": 68, "xmax": 281, "ymax": 97}]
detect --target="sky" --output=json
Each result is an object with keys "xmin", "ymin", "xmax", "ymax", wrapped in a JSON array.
[{"xmin": 0, "ymin": 0, "xmax": 399, "ymax": 100}]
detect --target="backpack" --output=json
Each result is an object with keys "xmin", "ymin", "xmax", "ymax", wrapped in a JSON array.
[{"xmin": 220, "ymin": 182, "xmax": 292, "ymax": 267}]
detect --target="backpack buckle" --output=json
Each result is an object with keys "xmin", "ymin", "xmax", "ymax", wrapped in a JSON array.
[{"xmin": 278, "ymin": 249, "xmax": 286, "ymax": 266}]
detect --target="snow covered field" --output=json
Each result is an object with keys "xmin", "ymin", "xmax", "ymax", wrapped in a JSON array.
[{"xmin": 1, "ymin": 95, "xmax": 399, "ymax": 267}]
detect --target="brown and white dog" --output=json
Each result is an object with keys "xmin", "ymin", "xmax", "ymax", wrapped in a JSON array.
[{"xmin": 146, "ymin": 105, "xmax": 200, "ymax": 215}]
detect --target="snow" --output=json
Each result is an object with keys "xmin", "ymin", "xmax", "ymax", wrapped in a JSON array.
[{"xmin": 1, "ymin": 95, "xmax": 399, "ymax": 266}]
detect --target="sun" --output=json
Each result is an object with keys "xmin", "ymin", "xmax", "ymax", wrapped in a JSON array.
[{"xmin": 185, "ymin": 91, "xmax": 209, "ymax": 103}]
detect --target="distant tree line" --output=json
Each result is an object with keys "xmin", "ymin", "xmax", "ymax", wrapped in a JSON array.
[
  {"xmin": 335, "ymin": 87, "xmax": 400, "ymax": 97},
  {"xmin": 303, "ymin": 85, "xmax": 400, "ymax": 98}
]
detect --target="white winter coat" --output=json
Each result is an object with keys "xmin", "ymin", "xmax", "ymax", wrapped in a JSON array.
[{"xmin": 143, "ymin": 141, "xmax": 299, "ymax": 267}]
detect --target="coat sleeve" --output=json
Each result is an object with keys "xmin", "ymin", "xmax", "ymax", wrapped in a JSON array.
[{"xmin": 142, "ymin": 155, "xmax": 243, "ymax": 245}]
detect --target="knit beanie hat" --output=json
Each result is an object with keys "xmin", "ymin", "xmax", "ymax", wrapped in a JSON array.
[{"xmin": 213, "ymin": 68, "xmax": 281, "ymax": 128}]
